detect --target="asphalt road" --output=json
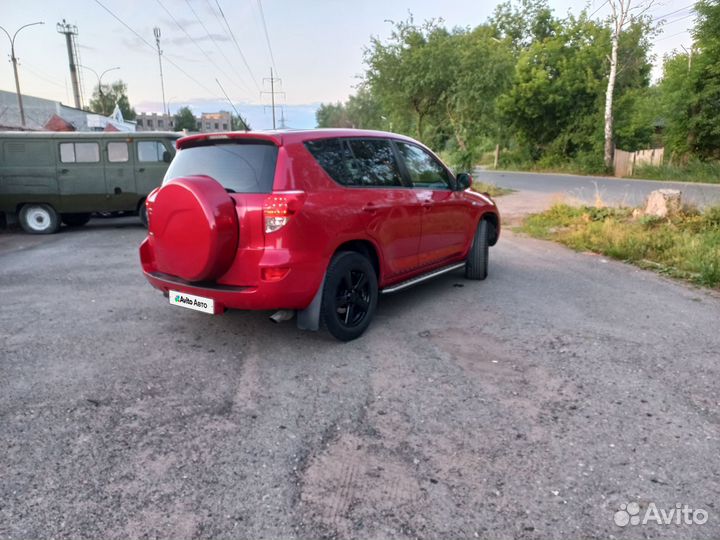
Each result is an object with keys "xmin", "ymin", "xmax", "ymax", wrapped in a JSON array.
[
  {"xmin": 1, "ymin": 217, "xmax": 719, "ymax": 539},
  {"xmin": 476, "ymin": 169, "xmax": 720, "ymax": 208}
]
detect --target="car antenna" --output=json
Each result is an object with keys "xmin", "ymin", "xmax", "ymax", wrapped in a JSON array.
[{"xmin": 216, "ymin": 78, "xmax": 249, "ymax": 132}]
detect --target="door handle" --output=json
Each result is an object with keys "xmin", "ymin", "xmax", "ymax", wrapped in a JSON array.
[
  {"xmin": 60, "ymin": 168, "xmax": 69, "ymax": 174},
  {"xmin": 421, "ymin": 201, "xmax": 433, "ymax": 210},
  {"xmin": 138, "ymin": 168, "xmax": 145, "ymax": 173},
  {"xmin": 362, "ymin": 203, "xmax": 378, "ymax": 214}
]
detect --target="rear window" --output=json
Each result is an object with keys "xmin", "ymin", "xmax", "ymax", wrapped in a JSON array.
[{"xmin": 163, "ymin": 141, "xmax": 278, "ymax": 193}]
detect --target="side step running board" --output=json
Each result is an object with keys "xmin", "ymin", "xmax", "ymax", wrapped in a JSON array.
[{"xmin": 381, "ymin": 262, "xmax": 466, "ymax": 294}]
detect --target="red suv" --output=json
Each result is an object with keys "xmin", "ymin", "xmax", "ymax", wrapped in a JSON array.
[{"xmin": 139, "ymin": 129, "xmax": 500, "ymax": 341}]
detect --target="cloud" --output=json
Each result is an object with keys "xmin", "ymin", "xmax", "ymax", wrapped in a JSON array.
[{"xmin": 164, "ymin": 33, "xmax": 230, "ymax": 47}]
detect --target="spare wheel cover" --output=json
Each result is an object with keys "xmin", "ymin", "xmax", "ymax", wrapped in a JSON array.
[{"xmin": 151, "ymin": 176, "xmax": 238, "ymax": 282}]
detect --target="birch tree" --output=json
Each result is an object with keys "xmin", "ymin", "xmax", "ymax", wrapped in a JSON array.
[{"xmin": 604, "ymin": 0, "xmax": 654, "ymax": 167}]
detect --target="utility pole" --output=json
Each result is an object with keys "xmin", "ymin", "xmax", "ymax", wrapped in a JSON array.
[
  {"xmin": 261, "ymin": 68, "xmax": 284, "ymax": 130},
  {"xmin": 680, "ymin": 45, "xmax": 693, "ymax": 71},
  {"xmin": 0, "ymin": 21, "xmax": 44, "ymax": 127},
  {"xmin": 57, "ymin": 20, "xmax": 83, "ymax": 109},
  {"xmin": 153, "ymin": 27, "xmax": 167, "ymax": 116}
]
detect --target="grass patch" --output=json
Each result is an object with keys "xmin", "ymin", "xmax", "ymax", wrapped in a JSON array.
[
  {"xmin": 633, "ymin": 160, "xmax": 720, "ymax": 184},
  {"xmin": 471, "ymin": 181, "xmax": 515, "ymax": 197},
  {"xmin": 519, "ymin": 203, "xmax": 720, "ymax": 288}
]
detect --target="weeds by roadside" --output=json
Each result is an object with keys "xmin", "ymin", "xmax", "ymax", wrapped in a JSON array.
[
  {"xmin": 471, "ymin": 181, "xmax": 515, "ymax": 197},
  {"xmin": 519, "ymin": 204, "xmax": 720, "ymax": 288},
  {"xmin": 633, "ymin": 161, "xmax": 720, "ymax": 184}
]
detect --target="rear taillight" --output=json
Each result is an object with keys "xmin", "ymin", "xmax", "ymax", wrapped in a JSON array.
[{"xmin": 262, "ymin": 191, "xmax": 305, "ymax": 233}]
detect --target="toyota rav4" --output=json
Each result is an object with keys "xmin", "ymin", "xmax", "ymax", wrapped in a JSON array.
[{"xmin": 139, "ymin": 129, "xmax": 500, "ymax": 341}]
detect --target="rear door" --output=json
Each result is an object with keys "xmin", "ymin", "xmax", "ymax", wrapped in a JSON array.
[
  {"xmin": 305, "ymin": 137, "xmax": 422, "ymax": 277},
  {"xmin": 0, "ymin": 138, "xmax": 59, "ymax": 212},
  {"xmin": 395, "ymin": 141, "xmax": 473, "ymax": 267},
  {"xmin": 104, "ymin": 140, "xmax": 137, "ymax": 211},
  {"xmin": 135, "ymin": 138, "xmax": 173, "ymax": 197},
  {"xmin": 57, "ymin": 140, "xmax": 110, "ymax": 212}
]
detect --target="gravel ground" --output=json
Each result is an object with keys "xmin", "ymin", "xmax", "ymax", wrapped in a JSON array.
[{"xmin": 1, "ymin": 213, "xmax": 719, "ymax": 540}]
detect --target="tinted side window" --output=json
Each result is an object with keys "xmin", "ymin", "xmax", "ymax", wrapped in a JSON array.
[
  {"xmin": 304, "ymin": 139, "xmax": 353, "ymax": 185},
  {"xmin": 59, "ymin": 142, "xmax": 99, "ymax": 163},
  {"xmin": 164, "ymin": 141, "xmax": 278, "ymax": 193},
  {"xmin": 347, "ymin": 139, "xmax": 403, "ymax": 187},
  {"xmin": 137, "ymin": 141, "xmax": 166, "ymax": 162},
  {"xmin": 107, "ymin": 142, "xmax": 129, "ymax": 162},
  {"xmin": 396, "ymin": 142, "xmax": 451, "ymax": 189},
  {"xmin": 306, "ymin": 138, "xmax": 403, "ymax": 187}
]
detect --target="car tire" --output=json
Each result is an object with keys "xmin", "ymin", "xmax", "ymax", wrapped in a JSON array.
[
  {"xmin": 465, "ymin": 219, "xmax": 490, "ymax": 280},
  {"xmin": 321, "ymin": 251, "xmax": 378, "ymax": 341},
  {"xmin": 139, "ymin": 202, "xmax": 148, "ymax": 228},
  {"xmin": 61, "ymin": 213, "xmax": 92, "ymax": 227},
  {"xmin": 19, "ymin": 204, "xmax": 60, "ymax": 235}
]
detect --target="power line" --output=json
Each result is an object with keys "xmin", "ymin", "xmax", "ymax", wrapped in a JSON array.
[
  {"xmin": 156, "ymin": 0, "xmax": 249, "ymax": 96},
  {"xmin": 214, "ymin": 0, "xmax": 261, "ymax": 92},
  {"xmin": 93, "ymin": 0, "xmax": 217, "ymax": 96},
  {"xmin": 588, "ymin": 1, "xmax": 609, "ymax": 19},
  {"xmin": 661, "ymin": 12, "xmax": 696, "ymax": 26},
  {"xmin": 183, "ymin": 0, "xmax": 252, "ymax": 95},
  {"xmin": 653, "ymin": 4, "xmax": 694, "ymax": 22},
  {"xmin": 657, "ymin": 29, "xmax": 690, "ymax": 41},
  {"xmin": 256, "ymin": 0, "xmax": 278, "ymax": 77}
]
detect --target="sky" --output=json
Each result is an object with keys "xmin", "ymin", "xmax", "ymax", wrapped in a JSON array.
[{"xmin": 0, "ymin": 0, "xmax": 697, "ymax": 129}]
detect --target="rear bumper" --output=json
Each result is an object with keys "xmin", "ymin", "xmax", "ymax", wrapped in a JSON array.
[{"xmin": 140, "ymin": 238, "xmax": 324, "ymax": 312}]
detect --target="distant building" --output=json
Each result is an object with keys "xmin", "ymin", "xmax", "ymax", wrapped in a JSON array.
[
  {"xmin": 135, "ymin": 112, "xmax": 175, "ymax": 131},
  {"xmin": 136, "ymin": 110, "xmax": 233, "ymax": 133},
  {"xmin": 0, "ymin": 89, "xmax": 135, "ymax": 131},
  {"xmin": 200, "ymin": 111, "xmax": 232, "ymax": 132}
]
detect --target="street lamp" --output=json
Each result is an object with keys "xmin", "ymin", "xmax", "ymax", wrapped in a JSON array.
[
  {"xmin": 80, "ymin": 65, "xmax": 120, "ymax": 116},
  {"xmin": 0, "ymin": 21, "xmax": 44, "ymax": 128}
]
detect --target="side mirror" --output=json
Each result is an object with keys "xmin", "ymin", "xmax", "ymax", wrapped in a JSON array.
[
  {"xmin": 456, "ymin": 172, "xmax": 472, "ymax": 191},
  {"xmin": 162, "ymin": 150, "xmax": 172, "ymax": 163}
]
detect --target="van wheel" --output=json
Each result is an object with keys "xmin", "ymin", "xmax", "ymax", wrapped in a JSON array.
[
  {"xmin": 19, "ymin": 204, "xmax": 60, "ymax": 234},
  {"xmin": 139, "ymin": 203, "xmax": 148, "ymax": 228},
  {"xmin": 61, "ymin": 213, "xmax": 91, "ymax": 227},
  {"xmin": 321, "ymin": 251, "xmax": 378, "ymax": 341},
  {"xmin": 465, "ymin": 219, "xmax": 490, "ymax": 280}
]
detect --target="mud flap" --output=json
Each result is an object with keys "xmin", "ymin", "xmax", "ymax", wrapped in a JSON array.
[{"xmin": 296, "ymin": 272, "xmax": 325, "ymax": 331}]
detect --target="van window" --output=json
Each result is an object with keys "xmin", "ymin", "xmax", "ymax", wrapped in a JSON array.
[
  {"xmin": 3, "ymin": 141, "xmax": 52, "ymax": 166},
  {"xmin": 108, "ymin": 142, "xmax": 129, "ymax": 162},
  {"xmin": 164, "ymin": 140, "xmax": 278, "ymax": 193},
  {"xmin": 59, "ymin": 142, "xmax": 100, "ymax": 163},
  {"xmin": 138, "ymin": 141, "xmax": 166, "ymax": 162}
]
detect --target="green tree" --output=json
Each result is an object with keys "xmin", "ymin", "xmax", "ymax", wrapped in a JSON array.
[
  {"xmin": 88, "ymin": 80, "xmax": 136, "ymax": 120},
  {"xmin": 315, "ymin": 101, "xmax": 351, "ymax": 128},
  {"xmin": 231, "ymin": 113, "xmax": 251, "ymax": 131},
  {"xmin": 490, "ymin": 0, "xmax": 555, "ymax": 50},
  {"xmin": 173, "ymin": 106, "xmax": 197, "ymax": 131},
  {"xmin": 498, "ymin": 13, "xmax": 652, "ymax": 168},
  {"xmin": 682, "ymin": 0, "xmax": 720, "ymax": 159},
  {"xmin": 345, "ymin": 85, "xmax": 387, "ymax": 130},
  {"xmin": 363, "ymin": 17, "xmax": 455, "ymax": 146},
  {"xmin": 658, "ymin": 0, "xmax": 720, "ymax": 160}
]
